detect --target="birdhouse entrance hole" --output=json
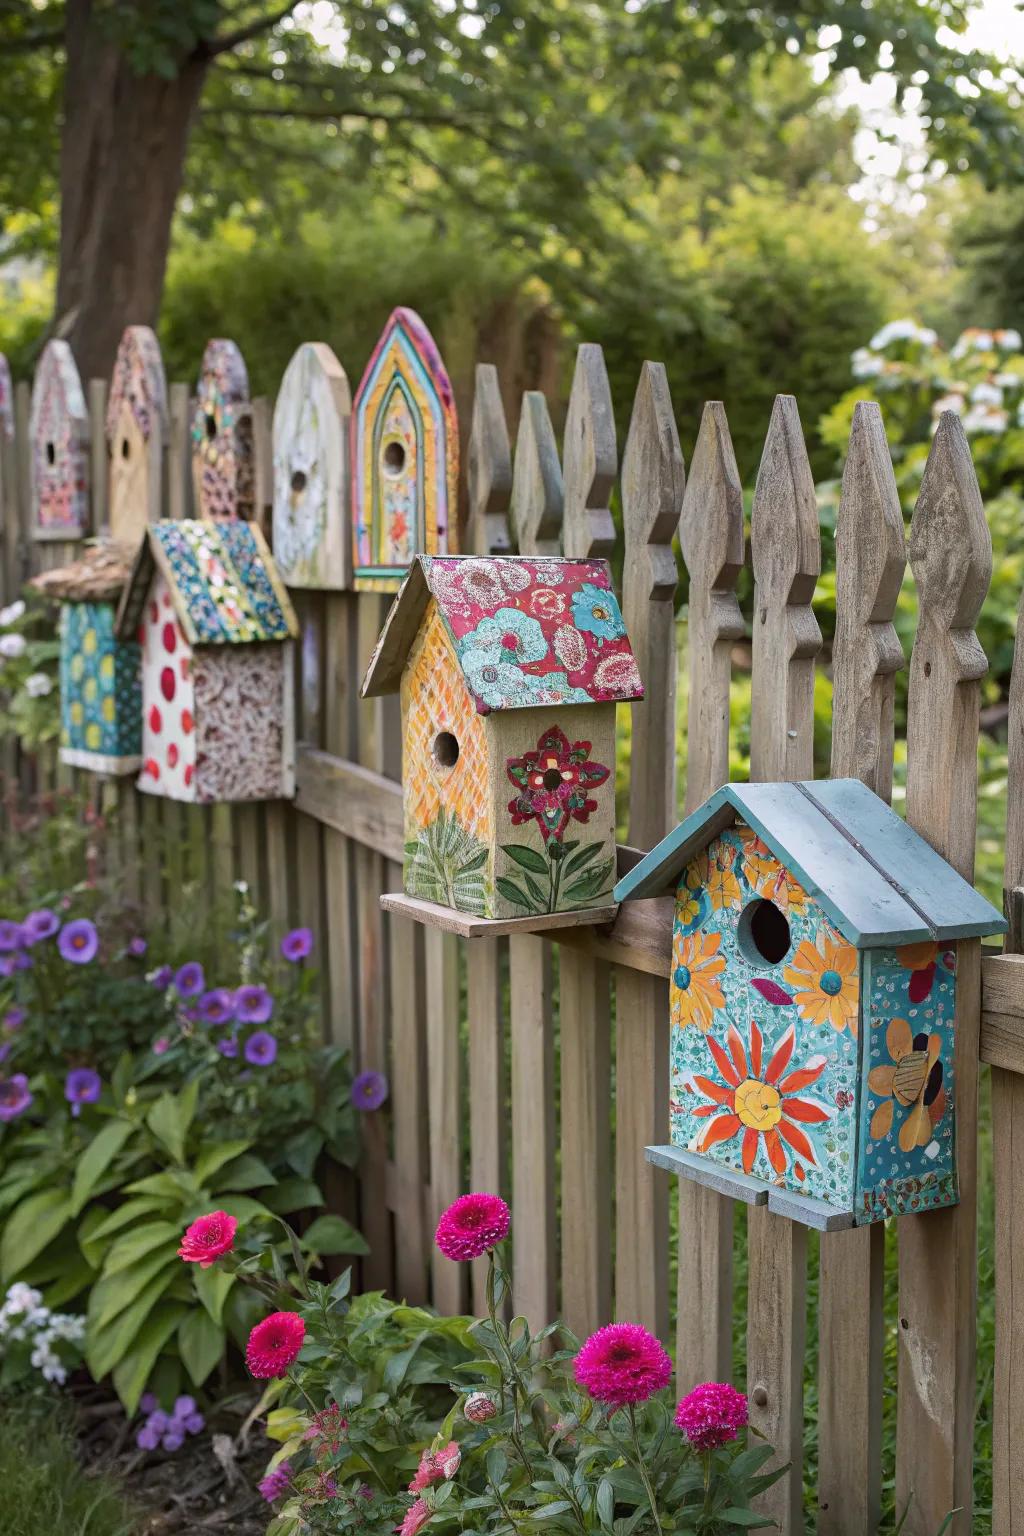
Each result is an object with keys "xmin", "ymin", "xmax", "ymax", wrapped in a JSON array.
[
  {"xmin": 542, "ymin": 767, "xmax": 563, "ymax": 791},
  {"xmin": 121, "ymin": 437, "xmax": 130, "ymax": 459},
  {"xmin": 45, "ymin": 441, "xmax": 55, "ymax": 466},
  {"xmin": 432, "ymin": 730, "xmax": 459, "ymax": 770},
  {"xmin": 290, "ymin": 469, "xmax": 307, "ymax": 494},
  {"xmin": 382, "ymin": 440, "xmax": 406, "ymax": 477},
  {"xmin": 205, "ymin": 413, "xmax": 217, "ymax": 441},
  {"xmin": 738, "ymin": 897, "xmax": 791, "ymax": 966}
]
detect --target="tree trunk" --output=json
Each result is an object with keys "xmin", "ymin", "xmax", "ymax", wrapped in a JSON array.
[{"xmin": 56, "ymin": 0, "xmax": 209, "ymax": 382}]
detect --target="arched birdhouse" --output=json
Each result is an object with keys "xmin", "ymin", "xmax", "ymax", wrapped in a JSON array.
[
  {"xmin": 191, "ymin": 339, "xmax": 253, "ymax": 521},
  {"xmin": 614, "ymin": 779, "xmax": 1007, "ymax": 1230},
  {"xmin": 272, "ymin": 342, "xmax": 351, "ymax": 589},
  {"xmin": 106, "ymin": 325, "xmax": 168, "ymax": 543},
  {"xmin": 30, "ymin": 340, "xmax": 90, "ymax": 541},
  {"xmin": 351, "ymin": 308, "xmax": 458, "ymax": 591}
]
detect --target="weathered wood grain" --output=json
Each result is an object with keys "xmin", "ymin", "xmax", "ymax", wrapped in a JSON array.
[
  {"xmin": 562, "ymin": 344, "xmax": 616, "ymax": 558},
  {"xmin": 509, "ymin": 932, "xmax": 556, "ymax": 1331},
  {"xmin": 294, "ymin": 745, "xmax": 404, "ymax": 861},
  {"xmin": 898, "ymin": 411, "xmax": 991, "ymax": 1536},
  {"xmin": 467, "ymin": 363, "xmax": 512, "ymax": 557},
  {"xmin": 509, "ymin": 392, "xmax": 562, "ymax": 557},
  {"xmin": 427, "ymin": 926, "xmax": 465, "ymax": 1314}
]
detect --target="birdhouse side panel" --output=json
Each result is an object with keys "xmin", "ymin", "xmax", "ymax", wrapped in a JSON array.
[
  {"xmin": 856, "ymin": 942, "xmax": 958, "ymax": 1223},
  {"xmin": 59, "ymin": 602, "xmax": 141, "ymax": 774},
  {"xmin": 192, "ymin": 644, "xmax": 290, "ymax": 804},
  {"xmin": 491, "ymin": 705, "xmax": 616, "ymax": 921},
  {"xmin": 401, "ymin": 603, "xmax": 493, "ymax": 914},
  {"xmin": 138, "ymin": 573, "xmax": 197, "ymax": 801},
  {"xmin": 272, "ymin": 343, "xmax": 351, "ymax": 590},
  {"xmin": 670, "ymin": 826, "xmax": 861, "ymax": 1213}
]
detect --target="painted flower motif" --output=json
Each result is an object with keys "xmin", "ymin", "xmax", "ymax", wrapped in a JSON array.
[
  {"xmin": 456, "ymin": 561, "xmax": 506, "ymax": 608},
  {"xmin": 64, "ymin": 1067, "xmax": 101, "ymax": 1116},
  {"xmin": 753, "ymin": 860, "xmax": 810, "ymax": 919},
  {"xmin": 571, "ymin": 581, "xmax": 625, "ymax": 641},
  {"xmin": 246, "ymin": 1311, "xmax": 306, "ymax": 1377},
  {"xmin": 867, "ymin": 1016, "xmax": 946, "ymax": 1151},
  {"xmin": 689, "ymin": 842, "xmax": 741, "ymax": 912},
  {"xmin": 459, "ymin": 652, "xmax": 531, "ymax": 710},
  {"xmin": 506, "ymin": 726, "xmax": 610, "ymax": 842},
  {"xmin": 689, "ymin": 1021, "xmax": 830, "ymax": 1182},
  {"xmin": 530, "ymin": 587, "xmax": 566, "ymax": 620},
  {"xmin": 0, "ymin": 1074, "xmax": 32, "ymax": 1121},
  {"xmin": 459, "ymin": 606, "xmax": 548, "ymax": 671},
  {"xmin": 58, "ymin": 918, "xmax": 99, "ymax": 965},
  {"xmin": 552, "ymin": 623, "xmax": 588, "ymax": 672},
  {"xmin": 783, "ymin": 930, "xmax": 859, "ymax": 1035},
  {"xmin": 674, "ymin": 867, "xmax": 710, "ymax": 937},
  {"xmin": 592, "ymin": 650, "xmax": 643, "ymax": 696},
  {"xmin": 736, "ymin": 826, "xmax": 776, "ymax": 893},
  {"xmin": 671, "ymin": 929, "xmax": 726, "ymax": 1033},
  {"xmin": 896, "ymin": 940, "xmax": 955, "ymax": 1003}
]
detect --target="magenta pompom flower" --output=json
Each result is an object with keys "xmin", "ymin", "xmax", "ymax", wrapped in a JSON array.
[
  {"xmin": 281, "ymin": 927, "xmax": 313, "ymax": 962},
  {"xmin": 674, "ymin": 1381, "xmax": 748, "ymax": 1450},
  {"xmin": 0, "ymin": 1074, "xmax": 32, "ymax": 1122},
  {"xmin": 352, "ymin": 1070, "xmax": 389, "ymax": 1111},
  {"xmin": 173, "ymin": 961, "xmax": 205, "ymax": 997},
  {"xmin": 244, "ymin": 1030, "xmax": 277, "ymax": 1066},
  {"xmin": 409, "ymin": 1442, "xmax": 460, "ymax": 1493},
  {"xmin": 246, "ymin": 1312, "xmax": 306, "ymax": 1378},
  {"xmin": 574, "ymin": 1322, "xmax": 672, "ymax": 1409},
  {"xmin": 258, "ymin": 1461, "xmax": 292, "ymax": 1502},
  {"xmin": 435, "ymin": 1192, "xmax": 510, "ymax": 1262},
  {"xmin": 64, "ymin": 1067, "xmax": 101, "ymax": 1117},
  {"xmin": 178, "ymin": 1210, "xmax": 238, "ymax": 1267},
  {"xmin": 58, "ymin": 918, "xmax": 98, "ymax": 965},
  {"xmin": 23, "ymin": 909, "xmax": 59, "ymax": 944},
  {"xmin": 235, "ymin": 983, "xmax": 273, "ymax": 1023}
]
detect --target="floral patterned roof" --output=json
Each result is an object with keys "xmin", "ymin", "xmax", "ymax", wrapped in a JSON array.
[
  {"xmin": 117, "ymin": 520, "xmax": 298, "ymax": 647},
  {"xmin": 363, "ymin": 555, "xmax": 643, "ymax": 712}
]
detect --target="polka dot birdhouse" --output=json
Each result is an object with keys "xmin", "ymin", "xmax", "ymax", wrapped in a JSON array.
[
  {"xmin": 351, "ymin": 309, "xmax": 457, "ymax": 592},
  {"xmin": 116, "ymin": 520, "xmax": 298, "ymax": 802},
  {"xmin": 613, "ymin": 779, "xmax": 1006, "ymax": 1229},
  {"xmin": 362, "ymin": 555, "xmax": 643, "ymax": 927}
]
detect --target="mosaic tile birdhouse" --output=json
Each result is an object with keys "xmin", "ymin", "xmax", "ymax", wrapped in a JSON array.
[
  {"xmin": 613, "ymin": 779, "xmax": 1006, "ymax": 1230},
  {"xmin": 116, "ymin": 520, "xmax": 298, "ymax": 803},
  {"xmin": 191, "ymin": 339, "xmax": 253, "ymax": 522},
  {"xmin": 106, "ymin": 325, "xmax": 168, "ymax": 543},
  {"xmin": 362, "ymin": 555, "xmax": 643, "ymax": 922},
  {"xmin": 272, "ymin": 342, "xmax": 352, "ymax": 589},
  {"xmin": 30, "ymin": 545, "xmax": 141, "ymax": 775},
  {"xmin": 30, "ymin": 339, "xmax": 89, "ymax": 541},
  {"xmin": 351, "ymin": 308, "xmax": 458, "ymax": 591}
]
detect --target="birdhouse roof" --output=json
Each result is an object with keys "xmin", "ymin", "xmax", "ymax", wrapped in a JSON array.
[
  {"xmin": 116, "ymin": 520, "xmax": 298, "ymax": 647},
  {"xmin": 30, "ymin": 540, "xmax": 136, "ymax": 604},
  {"xmin": 614, "ymin": 778, "xmax": 1006, "ymax": 948},
  {"xmin": 361, "ymin": 554, "xmax": 643, "ymax": 713}
]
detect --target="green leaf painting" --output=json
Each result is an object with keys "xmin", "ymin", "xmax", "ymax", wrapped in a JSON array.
[
  {"xmin": 405, "ymin": 807, "xmax": 490, "ymax": 914},
  {"xmin": 497, "ymin": 840, "xmax": 614, "ymax": 915}
]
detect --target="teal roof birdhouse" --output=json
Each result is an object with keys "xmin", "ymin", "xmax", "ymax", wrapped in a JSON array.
[{"xmin": 613, "ymin": 778, "xmax": 1006, "ymax": 1230}]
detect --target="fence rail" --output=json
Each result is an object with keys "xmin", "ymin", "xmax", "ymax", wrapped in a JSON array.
[{"xmin": 2, "ymin": 339, "xmax": 1023, "ymax": 1535}]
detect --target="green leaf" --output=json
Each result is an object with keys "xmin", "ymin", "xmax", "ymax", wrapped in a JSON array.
[
  {"xmin": 216, "ymin": 1194, "xmax": 275, "ymax": 1224},
  {"xmin": 110, "ymin": 1301, "xmax": 187, "ymax": 1415},
  {"xmin": 260, "ymin": 1178, "xmax": 324, "ymax": 1215},
  {"xmin": 89, "ymin": 1249, "xmax": 179, "ymax": 1333},
  {"xmin": 179, "ymin": 1307, "xmax": 226, "ymax": 1389},
  {"xmin": 495, "ymin": 877, "xmax": 534, "ymax": 910},
  {"xmin": 193, "ymin": 1139, "xmax": 253, "ymax": 1184},
  {"xmin": 87, "ymin": 1265, "xmax": 180, "ymax": 1380},
  {"xmin": 216, "ymin": 1152, "xmax": 277, "ymax": 1191},
  {"xmin": 300, "ymin": 1213, "xmax": 369, "ymax": 1255},
  {"xmin": 1, "ymin": 1189, "xmax": 72, "ymax": 1283},
  {"xmin": 502, "ymin": 844, "xmax": 549, "ymax": 874},
  {"xmin": 123, "ymin": 1171, "xmax": 188, "ymax": 1200},
  {"xmin": 146, "ymin": 1092, "xmax": 190, "ymax": 1165},
  {"xmin": 70, "ymin": 1118, "xmax": 137, "ymax": 1217},
  {"xmin": 718, "ymin": 1510, "xmax": 776, "ymax": 1528},
  {"xmin": 193, "ymin": 1262, "xmax": 236, "ymax": 1325},
  {"xmin": 563, "ymin": 842, "xmax": 604, "ymax": 877},
  {"xmin": 103, "ymin": 1221, "xmax": 180, "ymax": 1276},
  {"xmin": 597, "ymin": 1477, "xmax": 615, "ymax": 1530},
  {"xmin": 80, "ymin": 1197, "xmax": 166, "ymax": 1264},
  {"xmin": 43, "ymin": 1252, "xmax": 96, "ymax": 1309}
]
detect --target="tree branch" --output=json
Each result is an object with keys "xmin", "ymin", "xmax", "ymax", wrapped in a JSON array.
[{"xmin": 204, "ymin": 2, "xmax": 301, "ymax": 59}]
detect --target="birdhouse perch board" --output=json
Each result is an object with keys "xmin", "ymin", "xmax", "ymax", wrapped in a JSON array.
[{"xmin": 613, "ymin": 778, "xmax": 1006, "ymax": 1230}]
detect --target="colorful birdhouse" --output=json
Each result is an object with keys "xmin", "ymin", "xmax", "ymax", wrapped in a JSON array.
[
  {"xmin": 106, "ymin": 325, "xmax": 168, "ymax": 543},
  {"xmin": 30, "ymin": 545, "xmax": 142, "ymax": 775},
  {"xmin": 351, "ymin": 308, "xmax": 458, "ymax": 591},
  {"xmin": 613, "ymin": 779, "xmax": 1007, "ymax": 1230},
  {"xmin": 116, "ymin": 520, "xmax": 298, "ymax": 803},
  {"xmin": 272, "ymin": 342, "xmax": 352, "ymax": 589},
  {"xmin": 191, "ymin": 339, "xmax": 253, "ymax": 521},
  {"xmin": 30, "ymin": 339, "xmax": 89, "ymax": 541},
  {"xmin": 362, "ymin": 555, "xmax": 643, "ymax": 925}
]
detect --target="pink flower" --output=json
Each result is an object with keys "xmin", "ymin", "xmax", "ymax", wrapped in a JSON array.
[
  {"xmin": 397, "ymin": 1497, "xmax": 431, "ymax": 1536},
  {"xmin": 177, "ymin": 1210, "xmax": 238, "ymax": 1267},
  {"xmin": 435, "ymin": 1192, "xmax": 509, "ymax": 1262},
  {"xmin": 246, "ymin": 1312, "xmax": 306, "ymax": 1378},
  {"xmin": 258, "ymin": 1461, "xmax": 292, "ymax": 1502},
  {"xmin": 574, "ymin": 1322, "xmax": 672, "ymax": 1408},
  {"xmin": 674, "ymin": 1382, "xmax": 748, "ymax": 1450},
  {"xmin": 463, "ymin": 1392, "xmax": 497, "ymax": 1424},
  {"xmin": 409, "ymin": 1441, "xmax": 461, "ymax": 1492}
]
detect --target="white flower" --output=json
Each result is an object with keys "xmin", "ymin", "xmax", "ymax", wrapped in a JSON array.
[
  {"xmin": 962, "ymin": 405, "xmax": 1007, "ymax": 434},
  {"xmin": 851, "ymin": 347, "xmax": 885, "ymax": 379},
  {"xmin": 0, "ymin": 633, "xmax": 26, "ymax": 659},
  {"xmin": 998, "ymin": 329, "xmax": 1022, "ymax": 351},
  {"xmin": 24, "ymin": 672, "xmax": 52, "ymax": 697},
  {"xmin": 868, "ymin": 319, "xmax": 932, "ymax": 350},
  {"xmin": 973, "ymin": 331, "xmax": 995, "ymax": 351},
  {"xmin": 933, "ymin": 393, "xmax": 965, "ymax": 416},
  {"xmin": 994, "ymin": 371, "xmax": 1020, "ymax": 389},
  {"xmin": 970, "ymin": 381, "xmax": 1004, "ymax": 406},
  {"xmin": 0, "ymin": 600, "xmax": 25, "ymax": 627}
]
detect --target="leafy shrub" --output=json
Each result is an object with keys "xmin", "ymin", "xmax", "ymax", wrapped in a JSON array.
[{"xmin": 0, "ymin": 595, "xmax": 60, "ymax": 751}]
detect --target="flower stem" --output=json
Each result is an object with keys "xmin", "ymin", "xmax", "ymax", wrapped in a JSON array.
[
  {"xmin": 627, "ymin": 1403, "xmax": 660, "ymax": 1532},
  {"xmin": 701, "ymin": 1450, "xmax": 712, "ymax": 1525}
]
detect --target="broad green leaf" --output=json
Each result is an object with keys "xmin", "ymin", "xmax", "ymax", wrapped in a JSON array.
[
  {"xmin": 43, "ymin": 1252, "xmax": 96, "ymax": 1309},
  {"xmin": 495, "ymin": 877, "xmax": 533, "ymax": 910},
  {"xmin": 89, "ymin": 1249, "xmax": 179, "ymax": 1332},
  {"xmin": 146, "ymin": 1092, "xmax": 188, "ymax": 1165},
  {"xmin": 123, "ymin": 1171, "xmax": 190, "ymax": 1200},
  {"xmin": 502, "ymin": 844, "xmax": 549, "ymax": 874},
  {"xmin": 719, "ymin": 1511, "xmax": 776, "ymax": 1528},
  {"xmin": 300, "ymin": 1214, "xmax": 369, "ymax": 1256},
  {"xmin": 260, "ymin": 1178, "xmax": 324, "ymax": 1215},
  {"xmin": 193, "ymin": 1139, "xmax": 253, "ymax": 1184},
  {"xmin": 216, "ymin": 1152, "xmax": 277, "ymax": 1191},
  {"xmin": 265, "ymin": 1405, "xmax": 306, "ymax": 1443},
  {"xmin": 87, "ymin": 1265, "xmax": 180, "ymax": 1380},
  {"xmin": 1, "ymin": 1188, "xmax": 72, "ymax": 1283},
  {"xmin": 216, "ymin": 1194, "xmax": 275, "ymax": 1224},
  {"xmin": 178, "ymin": 1307, "xmax": 225, "ymax": 1388},
  {"xmin": 193, "ymin": 1261, "xmax": 235, "ymax": 1324},
  {"xmin": 110, "ymin": 1300, "xmax": 187, "ymax": 1415},
  {"xmin": 80, "ymin": 1197, "xmax": 166, "ymax": 1264},
  {"xmin": 103, "ymin": 1221, "xmax": 180, "ymax": 1276}
]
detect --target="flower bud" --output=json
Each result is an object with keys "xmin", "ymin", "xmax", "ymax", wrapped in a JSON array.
[{"xmin": 464, "ymin": 1391, "xmax": 497, "ymax": 1424}]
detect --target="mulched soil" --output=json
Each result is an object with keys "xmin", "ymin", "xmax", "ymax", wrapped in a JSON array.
[{"xmin": 71, "ymin": 1378, "xmax": 272, "ymax": 1534}]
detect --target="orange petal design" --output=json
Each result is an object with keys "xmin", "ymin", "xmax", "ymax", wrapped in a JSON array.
[
  {"xmin": 764, "ymin": 1025, "xmax": 795, "ymax": 1085},
  {"xmin": 887, "ymin": 1017, "xmax": 912, "ymax": 1062},
  {"xmin": 928, "ymin": 1085, "xmax": 947, "ymax": 1127},
  {"xmin": 706, "ymin": 1032, "xmax": 742, "ymax": 1089},
  {"xmin": 699, "ymin": 1112, "xmax": 741, "ymax": 1152},
  {"xmin": 868, "ymin": 1065, "xmax": 897, "ymax": 1096},
  {"xmin": 727, "ymin": 1024, "xmax": 748, "ymax": 1082},
  {"xmin": 782, "ymin": 1097, "xmax": 830, "ymax": 1124},
  {"xmin": 778, "ymin": 1058, "xmax": 827, "ymax": 1095},
  {"xmin": 778, "ymin": 1119, "xmax": 817, "ymax": 1167},
  {"xmin": 899, "ymin": 1101, "xmax": 929, "ymax": 1153},
  {"xmin": 693, "ymin": 1075, "xmax": 735, "ymax": 1107},
  {"xmin": 764, "ymin": 1127, "xmax": 787, "ymax": 1175},
  {"xmin": 749, "ymin": 1019, "xmax": 763, "ymax": 1079},
  {"xmin": 870, "ymin": 1099, "xmax": 894, "ymax": 1140}
]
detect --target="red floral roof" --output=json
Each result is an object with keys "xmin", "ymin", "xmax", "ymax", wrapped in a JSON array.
[{"xmin": 421, "ymin": 555, "xmax": 643, "ymax": 713}]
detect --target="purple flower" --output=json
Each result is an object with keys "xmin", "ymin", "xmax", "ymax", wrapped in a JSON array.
[
  {"xmin": 149, "ymin": 965, "xmax": 173, "ymax": 991},
  {"xmin": 136, "ymin": 1424, "xmax": 160, "ymax": 1452},
  {"xmin": 0, "ymin": 957, "xmax": 13, "ymax": 979},
  {"xmin": 0, "ymin": 1075, "xmax": 32, "ymax": 1121},
  {"xmin": 234, "ymin": 984, "xmax": 273, "ymax": 1024},
  {"xmin": 184, "ymin": 1411, "xmax": 205, "ymax": 1435},
  {"xmin": 12, "ymin": 951, "xmax": 32, "ymax": 972},
  {"xmin": 0, "ymin": 920, "xmax": 24, "ymax": 952},
  {"xmin": 58, "ymin": 918, "xmax": 99, "ymax": 965},
  {"xmin": 281, "ymin": 927, "xmax": 314, "ymax": 962},
  {"xmin": 352, "ymin": 1071, "xmax": 389, "ymax": 1112},
  {"xmin": 173, "ymin": 961, "xmax": 205, "ymax": 997},
  {"xmin": 23, "ymin": 909, "xmax": 59, "ymax": 944},
  {"xmin": 140, "ymin": 1393, "xmax": 159, "ymax": 1414},
  {"xmin": 148, "ymin": 1410, "xmax": 169, "ymax": 1433},
  {"xmin": 258, "ymin": 1462, "xmax": 292, "ymax": 1502},
  {"xmin": 198, "ymin": 988, "xmax": 235, "ymax": 1026},
  {"xmin": 173, "ymin": 1395, "xmax": 196, "ymax": 1418},
  {"xmin": 65, "ymin": 1067, "xmax": 101, "ymax": 1117},
  {"xmin": 128, "ymin": 936, "xmax": 147, "ymax": 957},
  {"xmin": 2, "ymin": 1008, "xmax": 23, "ymax": 1031},
  {"xmin": 244, "ymin": 1030, "xmax": 277, "ymax": 1067},
  {"xmin": 162, "ymin": 1431, "xmax": 184, "ymax": 1452},
  {"xmin": 0, "ymin": 1044, "xmax": 10, "ymax": 1065},
  {"xmin": 216, "ymin": 1037, "xmax": 239, "ymax": 1059}
]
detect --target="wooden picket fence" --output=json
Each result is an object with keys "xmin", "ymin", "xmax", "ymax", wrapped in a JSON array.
[{"xmin": 2, "ymin": 339, "xmax": 1024, "ymax": 1536}]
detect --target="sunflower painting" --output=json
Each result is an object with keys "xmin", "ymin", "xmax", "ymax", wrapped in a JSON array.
[
  {"xmin": 783, "ymin": 927, "xmax": 860, "ymax": 1036},
  {"xmin": 671, "ymin": 927, "xmax": 727, "ymax": 1033}
]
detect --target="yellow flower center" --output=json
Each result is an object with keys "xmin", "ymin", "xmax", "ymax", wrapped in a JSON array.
[{"xmin": 734, "ymin": 1079, "xmax": 782, "ymax": 1131}]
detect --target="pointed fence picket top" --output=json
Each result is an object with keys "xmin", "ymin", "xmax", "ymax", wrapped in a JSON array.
[
  {"xmin": 898, "ymin": 411, "xmax": 991, "ymax": 1536},
  {"xmin": 818, "ymin": 400, "xmax": 904, "ymax": 1536},
  {"xmin": 562, "ymin": 343, "xmax": 616, "ymax": 558},
  {"xmin": 747, "ymin": 393, "xmax": 822, "ymax": 1534},
  {"xmin": 675, "ymin": 399, "xmax": 745, "ymax": 1392},
  {"xmin": 467, "ymin": 363, "xmax": 512, "ymax": 558},
  {"xmin": 106, "ymin": 325, "xmax": 168, "ymax": 544},
  {"xmin": 509, "ymin": 391, "xmax": 562, "ymax": 556}
]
